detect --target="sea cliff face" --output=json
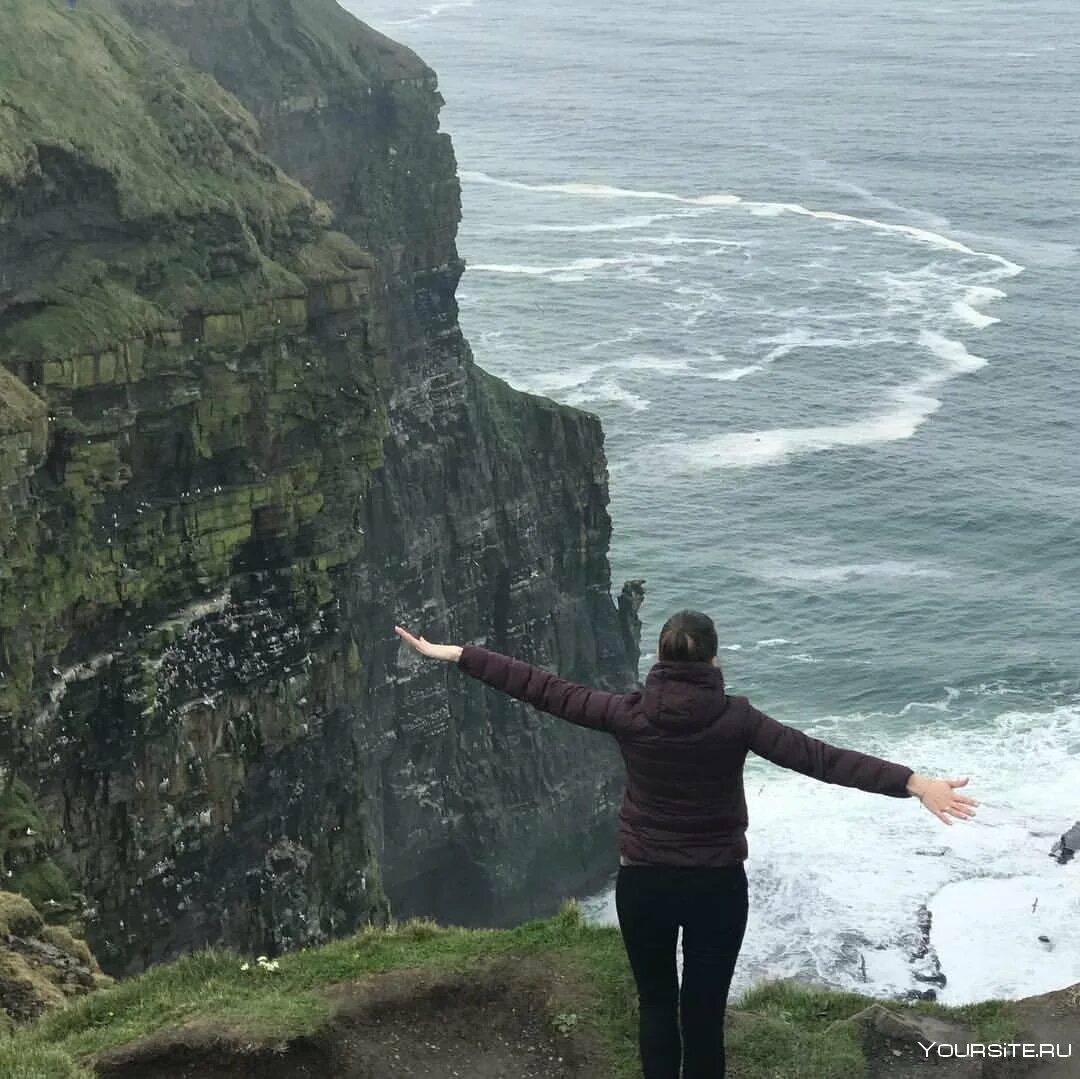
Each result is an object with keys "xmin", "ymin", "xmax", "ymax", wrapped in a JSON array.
[{"xmin": 0, "ymin": 0, "xmax": 640, "ymax": 975}]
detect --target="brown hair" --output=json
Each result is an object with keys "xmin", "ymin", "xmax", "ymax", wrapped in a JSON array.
[{"xmin": 658, "ymin": 610, "xmax": 719, "ymax": 663}]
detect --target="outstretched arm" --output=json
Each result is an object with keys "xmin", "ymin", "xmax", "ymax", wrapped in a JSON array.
[
  {"xmin": 394, "ymin": 626, "xmax": 624, "ymax": 732},
  {"xmin": 746, "ymin": 705, "xmax": 977, "ymax": 824}
]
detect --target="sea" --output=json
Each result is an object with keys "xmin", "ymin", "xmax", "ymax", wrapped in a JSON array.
[{"xmin": 341, "ymin": 0, "xmax": 1080, "ymax": 1004}]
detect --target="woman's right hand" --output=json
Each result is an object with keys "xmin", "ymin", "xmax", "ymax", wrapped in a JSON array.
[{"xmin": 906, "ymin": 774, "xmax": 978, "ymax": 825}]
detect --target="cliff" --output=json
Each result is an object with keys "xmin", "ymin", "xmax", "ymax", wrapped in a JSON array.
[
  {"xmin": 5, "ymin": 905, "xmax": 1078, "ymax": 1079},
  {"xmin": 0, "ymin": 0, "xmax": 640, "ymax": 976}
]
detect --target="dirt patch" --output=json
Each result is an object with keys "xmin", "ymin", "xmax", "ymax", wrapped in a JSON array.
[
  {"xmin": 828, "ymin": 983, "xmax": 1080, "ymax": 1079},
  {"xmin": 989, "ymin": 982, "xmax": 1080, "ymax": 1079},
  {"xmin": 94, "ymin": 957, "xmax": 609, "ymax": 1079}
]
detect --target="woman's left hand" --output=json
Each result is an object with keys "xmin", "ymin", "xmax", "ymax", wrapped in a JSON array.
[{"xmin": 394, "ymin": 625, "xmax": 463, "ymax": 663}]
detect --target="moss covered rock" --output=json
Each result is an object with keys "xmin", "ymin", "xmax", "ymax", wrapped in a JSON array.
[{"xmin": 0, "ymin": 891, "xmax": 111, "ymax": 1026}]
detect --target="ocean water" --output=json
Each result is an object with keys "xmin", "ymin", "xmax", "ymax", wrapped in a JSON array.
[{"xmin": 342, "ymin": 0, "xmax": 1080, "ymax": 1003}]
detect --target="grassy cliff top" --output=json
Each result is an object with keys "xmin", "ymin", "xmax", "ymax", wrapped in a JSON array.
[
  {"xmin": 0, "ymin": 0, "xmax": 314, "ymax": 221},
  {"xmin": 0, "ymin": 0, "xmax": 378, "ymax": 364},
  {"xmin": 1, "ymin": 904, "xmax": 1030, "ymax": 1079},
  {"xmin": 116, "ymin": 0, "xmax": 433, "ymax": 110},
  {"xmin": 0, "ymin": 365, "xmax": 45, "ymax": 437}
]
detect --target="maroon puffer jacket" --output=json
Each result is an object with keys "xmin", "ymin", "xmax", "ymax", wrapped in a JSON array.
[{"xmin": 457, "ymin": 645, "xmax": 914, "ymax": 867}]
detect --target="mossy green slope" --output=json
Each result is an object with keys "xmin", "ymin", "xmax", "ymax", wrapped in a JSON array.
[
  {"xmin": 0, "ymin": 0, "xmax": 369, "ymax": 363},
  {"xmin": 0, "ymin": 0, "xmax": 309, "ymax": 221}
]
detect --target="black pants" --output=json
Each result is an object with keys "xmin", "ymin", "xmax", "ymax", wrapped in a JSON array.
[{"xmin": 616, "ymin": 863, "xmax": 749, "ymax": 1079}]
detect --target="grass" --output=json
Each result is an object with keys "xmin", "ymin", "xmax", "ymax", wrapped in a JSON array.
[
  {"xmin": 1, "ymin": 902, "xmax": 1019, "ymax": 1079},
  {"xmin": 0, "ymin": 0, "xmax": 373, "ymax": 366}
]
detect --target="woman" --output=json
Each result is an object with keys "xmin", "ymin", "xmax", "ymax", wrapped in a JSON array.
[{"xmin": 393, "ymin": 611, "xmax": 976, "ymax": 1079}]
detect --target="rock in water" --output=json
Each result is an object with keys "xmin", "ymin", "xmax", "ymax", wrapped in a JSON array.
[
  {"xmin": 1050, "ymin": 821, "xmax": 1080, "ymax": 864},
  {"xmin": 618, "ymin": 579, "xmax": 646, "ymax": 674}
]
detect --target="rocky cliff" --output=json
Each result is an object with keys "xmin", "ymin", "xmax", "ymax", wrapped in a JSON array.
[{"xmin": 0, "ymin": 0, "xmax": 640, "ymax": 976}]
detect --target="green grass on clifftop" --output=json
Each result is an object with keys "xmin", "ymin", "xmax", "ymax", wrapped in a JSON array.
[
  {"xmin": 0, "ymin": 0, "xmax": 364, "ymax": 364},
  {"xmin": 1, "ymin": 903, "xmax": 1017, "ymax": 1079},
  {"xmin": 0, "ymin": 0, "xmax": 308, "ymax": 220}
]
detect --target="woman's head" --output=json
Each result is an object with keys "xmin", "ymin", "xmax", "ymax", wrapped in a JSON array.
[{"xmin": 658, "ymin": 610, "xmax": 719, "ymax": 664}]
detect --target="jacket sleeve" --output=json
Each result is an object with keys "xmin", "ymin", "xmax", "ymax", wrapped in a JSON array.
[
  {"xmin": 457, "ymin": 644, "xmax": 623, "ymax": 733},
  {"xmin": 745, "ymin": 705, "xmax": 914, "ymax": 797}
]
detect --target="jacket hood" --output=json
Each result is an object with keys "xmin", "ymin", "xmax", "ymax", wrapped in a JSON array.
[{"xmin": 642, "ymin": 661, "xmax": 727, "ymax": 732}]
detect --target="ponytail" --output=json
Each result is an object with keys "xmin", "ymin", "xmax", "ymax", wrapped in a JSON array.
[{"xmin": 657, "ymin": 610, "xmax": 718, "ymax": 663}]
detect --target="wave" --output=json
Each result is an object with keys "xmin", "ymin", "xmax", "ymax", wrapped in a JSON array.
[
  {"xmin": 964, "ymin": 285, "xmax": 1007, "ymax": 305},
  {"xmin": 516, "ymin": 212, "xmax": 693, "ymax": 234},
  {"xmin": 563, "ymin": 380, "xmax": 650, "ymax": 412},
  {"xmin": 614, "ymin": 353, "xmax": 695, "ymax": 372},
  {"xmin": 468, "ymin": 257, "xmax": 621, "ymax": 276},
  {"xmin": 704, "ymin": 364, "xmax": 764, "ymax": 382},
  {"xmin": 951, "ymin": 300, "xmax": 999, "ymax": 329},
  {"xmin": 522, "ymin": 365, "xmax": 603, "ymax": 393},
  {"xmin": 462, "ymin": 170, "xmax": 713, "ymax": 203},
  {"xmin": 758, "ymin": 327, "xmax": 905, "ymax": 366},
  {"xmin": 636, "ymin": 235, "xmax": 748, "ymax": 248},
  {"xmin": 751, "ymin": 560, "xmax": 953, "ymax": 586},
  {"xmin": 695, "ymin": 328, "xmax": 907, "ymax": 385},
  {"xmin": 951, "ymin": 284, "xmax": 1006, "ymax": 328},
  {"xmin": 524, "ymin": 352, "xmax": 694, "ymax": 399},
  {"xmin": 650, "ymin": 330, "xmax": 986, "ymax": 470},
  {"xmin": 467, "ymin": 252, "xmax": 688, "ymax": 279},
  {"xmin": 586, "ymin": 688, "xmax": 1079, "ymax": 1001},
  {"xmin": 461, "ymin": 170, "xmax": 1026, "ymax": 274},
  {"xmin": 380, "ymin": 0, "xmax": 475, "ymax": 26},
  {"xmin": 579, "ymin": 327, "xmax": 646, "ymax": 353},
  {"xmin": 760, "ymin": 141, "xmax": 956, "ymax": 232},
  {"xmin": 466, "ymin": 172, "xmax": 1019, "ymax": 460}
]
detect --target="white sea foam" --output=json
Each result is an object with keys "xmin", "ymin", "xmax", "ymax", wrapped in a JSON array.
[
  {"xmin": 649, "ymin": 330, "xmax": 986, "ymax": 470},
  {"xmin": 614, "ymin": 353, "xmax": 695, "ymax": 372},
  {"xmin": 468, "ymin": 252, "xmax": 688, "ymax": 279},
  {"xmin": 563, "ymin": 380, "xmax": 650, "ymax": 411},
  {"xmin": 964, "ymin": 285, "xmax": 1007, "ymax": 305},
  {"xmin": 579, "ymin": 327, "xmax": 646, "ymax": 353},
  {"xmin": 950, "ymin": 282, "xmax": 1007, "ymax": 328},
  {"xmin": 584, "ymin": 696, "xmax": 1080, "ymax": 1002},
  {"xmin": 461, "ymin": 171, "xmax": 1026, "ymax": 275},
  {"xmin": 524, "ymin": 352, "xmax": 693, "ymax": 402},
  {"xmin": 468, "ymin": 256, "xmax": 624, "ymax": 276},
  {"xmin": 756, "ymin": 327, "xmax": 903, "ymax": 367},
  {"xmin": 637, "ymin": 235, "xmax": 746, "ymax": 248},
  {"xmin": 705, "ymin": 365, "xmax": 763, "ymax": 382},
  {"xmin": 930, "ymin": 871, "xmax": 1079, "ymax": 1004},
  {"xmin": 751, "ymin": 560, "xmax": 953, "ymax": 587},
  {"xmin": 524, "ymin": 365, "xmax": 603, "ymax": 393},
  {"xmin": 517, "ymin": 212, "xmax": 688, "ymax": 234},
  {"xmin": 951, "ymin": 300, "xmax": 999, "ymax": 329},
  {"xmin": 380, "ymin": 0, "xmax": 474, "ymax": 26},
  {"xmin": 462, "ymin": 171, "xmax": 706, "ymax": 203},
  {"xmin": 919, "ymin": 329, "xmax": 987, "ymax": 374}
]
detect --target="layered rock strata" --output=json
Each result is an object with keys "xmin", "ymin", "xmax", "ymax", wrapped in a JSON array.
[{"xmin": 0, "ymin": 0, "xmax": 640, "ymax": 975}]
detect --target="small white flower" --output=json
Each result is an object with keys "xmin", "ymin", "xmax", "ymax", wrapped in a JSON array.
[{"xmin": 240, "ymin": 962, "xmax": 250, "ymax": 972}]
